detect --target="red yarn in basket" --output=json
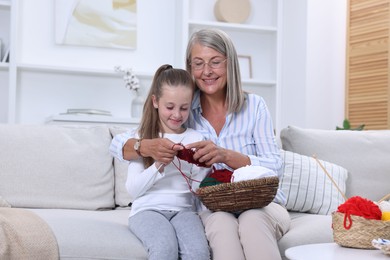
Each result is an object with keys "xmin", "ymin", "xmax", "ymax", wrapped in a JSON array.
[
  {"xmin": 208, "ymin": 168, "xmax": 233, "ymax": 183},
  {"xmin": 337, "ymin": 196, "xmax": 382, "ymax": 229}
]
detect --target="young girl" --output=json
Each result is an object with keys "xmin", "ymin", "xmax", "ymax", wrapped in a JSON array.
[{"xmin": 126, "ymin": 64, "xmax": 211, "ymax": 260}]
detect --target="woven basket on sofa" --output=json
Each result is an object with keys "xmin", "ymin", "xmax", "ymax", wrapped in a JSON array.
[
  {"xmin": 196, "ymin": 176, "xmax": 279, "ymax": 212},
  {"xmin": 332, "ymin": 212, "xmax": 390, "ymax": 249}
]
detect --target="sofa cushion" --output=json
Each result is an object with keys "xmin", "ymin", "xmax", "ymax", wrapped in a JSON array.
[
  {"xmin": 280, "ymin": 125, "xmax": 390, "ymax": 201},
  {"xmin": 278, "ymin": 212, "xmax": 333, "ymax": 259},
  {"xmin": 0, "ymin": 125, "xmax": 115, "ymax": 210},
  {"xmin": 280, "ymin": 150, "xmax": 348, "ymax": 215},
  {"xmin": 28, "ymin": 208, "xmax": 147, "ymax": 260},
  {"xmin": 109, "ymin": 126, "xmax": 134, "ymax": 207}
]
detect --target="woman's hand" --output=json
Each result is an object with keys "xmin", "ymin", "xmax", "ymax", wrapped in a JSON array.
[
  {"xmin": 124, "ymin": 138, "xmax": 183, "ymax": 165},
  {"xmin": 185, "ymin": 140, "xmax": 250, "ymax": 169},
  {"xmin": 185, "ymin": 140, "xmax": 226, "ymax": 167}
]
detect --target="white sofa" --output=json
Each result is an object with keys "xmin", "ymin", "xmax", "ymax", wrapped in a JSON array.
[{"xmin": 0, "ymin": 124, "xmax": 389, "ymax": 259}]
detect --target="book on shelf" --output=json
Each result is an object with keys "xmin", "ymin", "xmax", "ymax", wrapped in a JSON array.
[{"xmin": 62, "ymin": 109, "xmax": 112, "ymax": 116}]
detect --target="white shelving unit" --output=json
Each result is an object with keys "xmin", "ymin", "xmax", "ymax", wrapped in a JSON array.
[
  {"xmin": 0, "ymin": 0, "xmax": 153, "ymax": 126},
  {"xmin": 1, "ymin": 0, "xmax": 282, "ymax": 130},
  {"xmin": 179, "ymin": 0, "xmax": 282, "ymax": 131}
]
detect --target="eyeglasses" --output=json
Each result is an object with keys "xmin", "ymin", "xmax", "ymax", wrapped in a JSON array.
[{"xmin": 190, "ymin": 58, "xmax": 227, "ymax": 70}]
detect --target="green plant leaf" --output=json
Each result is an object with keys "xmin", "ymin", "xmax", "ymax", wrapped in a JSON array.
[{"xmin": 343, "ymin": 119, "xmax": 351, "ymax": 129}]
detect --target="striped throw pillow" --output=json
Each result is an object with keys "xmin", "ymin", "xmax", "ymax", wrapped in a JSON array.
[{"xmin": 280, "ymin": 150, "xmax": 348, "ymax": 215}]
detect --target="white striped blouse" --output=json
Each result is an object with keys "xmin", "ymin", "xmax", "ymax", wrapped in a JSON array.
[{"xmin": 186, "ymin": 91, "xmax": 285, "ymax": 205}]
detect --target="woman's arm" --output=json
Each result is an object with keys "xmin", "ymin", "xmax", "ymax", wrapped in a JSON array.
[
  {"xmin": 185, "ymin": 95, "xmax": 281, "ymax": 172},
  {"xmin": 110, "ymin": 131, "xmax": 183, "ymax": 164},
  {"xmin": 248, "ymin": 97, "xmax": 282, "ymax": 173}
]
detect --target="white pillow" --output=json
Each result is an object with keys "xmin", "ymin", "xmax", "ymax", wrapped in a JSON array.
[
  {"xmin": 0, "ymin": 125, "xmax": 115, "ymax": 210},
  {"xmin": 280, "ymin": 150, "xmax": 348, "ymax": 215},
  {"xmin": 109, "ymin": 126, "xmax": 134, "ymax": 207}
]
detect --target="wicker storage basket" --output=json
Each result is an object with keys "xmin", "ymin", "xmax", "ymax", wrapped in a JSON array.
[
  {"xmin": 332, "ymin": 212, "xmax": 390, "ymax": 249},
  {"xmin": 196, "ymin": 176, "xmax": 279, "ymax": 212}
]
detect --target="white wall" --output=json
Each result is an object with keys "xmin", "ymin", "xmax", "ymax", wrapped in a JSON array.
[{"xmin": 281, "ymin": 0, "xmax": 347, "ymax": 130}]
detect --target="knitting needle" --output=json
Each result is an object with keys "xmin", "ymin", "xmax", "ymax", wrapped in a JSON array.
[{"xmin": 313, "ymin": 155, "xmax": 348, "ymax": 202}]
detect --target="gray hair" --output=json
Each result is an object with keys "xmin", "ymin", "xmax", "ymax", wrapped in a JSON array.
[{"xmin": 186, "ymin": 28, "xmax": 245, "ymax": 113}]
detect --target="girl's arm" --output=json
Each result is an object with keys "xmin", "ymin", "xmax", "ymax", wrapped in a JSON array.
[{"xmin": 125, "ymin": 159, "xmax": 164, "ymax": 199}]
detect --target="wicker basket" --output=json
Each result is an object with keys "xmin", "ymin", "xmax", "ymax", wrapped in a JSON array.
[
  {"xmin": 332, "ymin": 212, "xmax": 390, "ymax": 249},
  {"xmin": 196, "ymin": 176, "xmax": 279, "ymax": 212}
]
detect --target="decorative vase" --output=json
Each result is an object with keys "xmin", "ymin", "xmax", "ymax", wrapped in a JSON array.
[
  {"xmin": 214, "ymin": 0, "xmax": 251, "ymax": 24},
  {"xmin": 131, "ymin": 91, "xmax": 145, "ymax": 118}
]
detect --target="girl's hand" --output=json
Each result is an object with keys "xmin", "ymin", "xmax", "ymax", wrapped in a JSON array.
[{"xmin": 143, "ymin": 138, "xmax": 183, "ymax": 165}]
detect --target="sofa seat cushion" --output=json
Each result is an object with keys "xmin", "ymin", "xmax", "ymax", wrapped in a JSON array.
[
  {"xmin": 28, "ymin": 208, "xmax": 147, "ymax": 260},
  {"xmin": 278, "ymin": 212, "xmax": 333, "ymax": 259}
]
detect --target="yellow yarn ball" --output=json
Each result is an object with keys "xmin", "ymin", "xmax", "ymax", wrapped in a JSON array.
[{"xmin": 382, "ymin": 211, "xmax": 390, "ymax": 221}]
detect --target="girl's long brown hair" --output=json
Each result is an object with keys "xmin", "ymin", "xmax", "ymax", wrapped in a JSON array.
[{"xmin": 138, "ymin": 64, "xmax": 194, "ymax": 168}]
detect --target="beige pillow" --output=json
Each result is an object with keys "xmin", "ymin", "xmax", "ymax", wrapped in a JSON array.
[{"xmin": 0, "ymin": 125, "xmax": 115, "ymax": 210}]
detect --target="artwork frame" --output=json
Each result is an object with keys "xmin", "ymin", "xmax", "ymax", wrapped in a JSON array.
[
  {"xmin": 238, "ymin": 55, "xmax": 253, "ymax": 79},
  {"xmin": 54, "ymin": 0, "xmax": 138, "ymax": 50}
]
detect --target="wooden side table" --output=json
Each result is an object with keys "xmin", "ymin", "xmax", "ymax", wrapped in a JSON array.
[{"xmin": 285, "ymin": 243, "xmax": 388, "ymax": 260}]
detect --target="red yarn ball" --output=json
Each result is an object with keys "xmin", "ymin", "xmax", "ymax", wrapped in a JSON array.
[
  {"xmin": 337, "ymin": 196, "xmax": 381, "ymax": 220},
  {"xmin": 175, "ymin": 144, "xmax": 208, "ymax": 167}
]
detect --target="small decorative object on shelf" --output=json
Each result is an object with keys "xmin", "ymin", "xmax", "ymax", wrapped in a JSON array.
[
  {"xmin": 114, "ymin": 66, "xmax": 140, "ymax": 91},
  {"xmin": 114, "ymin": 66, "xmax": 144, "ymax": 118},
  {"xmin": 63, "ymin": 108, "xmax": 112, "ymax": 116},
  {"xmin": 131, "ymin": 91, "xmax": 144, "ymax": 118},
  {"xmin": 214, "ymin": 0, "xmax": 251, "ymax": 24}
]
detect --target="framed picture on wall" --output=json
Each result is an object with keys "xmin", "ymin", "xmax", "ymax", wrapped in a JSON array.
[
  {"xmin": 54, "ymin": 0, "xmax": 138, "ymax": 50},
  {"xmin": 238, "ymin": 55, "xmax": 252, "ymax": 79}
]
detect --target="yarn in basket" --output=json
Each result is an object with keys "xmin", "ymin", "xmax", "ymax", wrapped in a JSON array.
[{"xmin": 337, "ymin": 196, "xmax": 382, "ymax": 229}]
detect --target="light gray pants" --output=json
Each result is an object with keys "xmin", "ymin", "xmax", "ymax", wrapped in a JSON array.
[{"xmin": 129, "ymin": 210, "xmax": 210, "ymax": 260}]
